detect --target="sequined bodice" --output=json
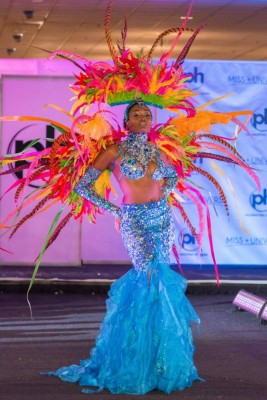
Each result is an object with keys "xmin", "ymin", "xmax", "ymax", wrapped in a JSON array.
[
  {"xmin": 119, "ymin": 132, "xmax": 175, "ymax": 181},
  {"xmin": 120, "ymin": 157, "xmax": 169, "ymax": 180}
]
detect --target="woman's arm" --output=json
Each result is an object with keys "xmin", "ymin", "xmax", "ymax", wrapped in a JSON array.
[
  {"xmin": 92, "ymin": 144, "xmax": 119, "ymax": 171},
  {"xmin": 74, "ymin": 145, "xmax": 122, "ymax": 218},
  {"xmin": 160, "ymin": 152, "xmax": 178, "ymax": 196}
]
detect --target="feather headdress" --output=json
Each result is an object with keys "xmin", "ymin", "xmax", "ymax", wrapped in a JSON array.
[{"xmin": 66, "ymin": 1, "xmax": 201, "ymax": 116}]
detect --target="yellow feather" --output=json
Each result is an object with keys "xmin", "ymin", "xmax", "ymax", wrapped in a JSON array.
[
  {"xmin": 44, "ymin": 104, "xmax": 74, "ymax": 121},
  {"xmin": 95, "ymin": 169, "xmax": 117, "ymax": 198},
  {"xmin": 157, "ymin": 145, "xmax": 177, "ymax": 160},
  {"xmin": 197, "ymin": 94, "xmax": 232, "ymax": 110}
]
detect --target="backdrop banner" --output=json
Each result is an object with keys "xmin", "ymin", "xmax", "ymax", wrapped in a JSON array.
[
  {"xmin": 0, "ymin": 76, "xmax": 81, "ymax": 266},
  {"xmin": 0, "ymin": 59, "xmax": 266, "ymax": 267}
]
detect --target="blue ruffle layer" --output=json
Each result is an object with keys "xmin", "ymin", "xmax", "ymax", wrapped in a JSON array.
[{"xmin": 46, "ymin": 260, "xmax": 202, "ymax": 394}]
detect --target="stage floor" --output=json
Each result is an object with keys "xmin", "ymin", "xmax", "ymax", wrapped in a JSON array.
[
  {"xmin": 0, "ymin": 292, "xmax": 267, "ymax": 400},
  {"xmin": 0, "ymin": 264, "xmax": 267, "ymax": 294}
]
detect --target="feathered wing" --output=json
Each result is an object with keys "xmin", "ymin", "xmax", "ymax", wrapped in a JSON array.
[
  {"xmin": 154, "ymin": 108, "xmax": 260, "ymax": 283},
  {"xmin": 0, "ymin": 110, "xmax": 123, "ymax": 279}
]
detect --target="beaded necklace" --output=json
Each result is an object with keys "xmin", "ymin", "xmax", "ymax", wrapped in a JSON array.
[{"xmin": 120, "ymin": 132, "xmax": 160, "ymax": 173}]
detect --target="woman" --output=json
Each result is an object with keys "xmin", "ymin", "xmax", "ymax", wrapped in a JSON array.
[
  {"xmin": 0, "ymin": 2, "xmax": 259, "ymax": 395},
  {"xmin": 45, "ymin": 99, "xmax": 202, "ymax": 394}
]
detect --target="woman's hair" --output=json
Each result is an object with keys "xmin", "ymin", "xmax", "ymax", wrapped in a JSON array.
[{"xmin": 123, "ymin": 99, "xmax": 152, "ymax": 129}]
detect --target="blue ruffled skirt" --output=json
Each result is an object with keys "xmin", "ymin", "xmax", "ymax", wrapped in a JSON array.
[{"xmin": 46, "ymin": 198, "xmax": 202, "ymax": 394}]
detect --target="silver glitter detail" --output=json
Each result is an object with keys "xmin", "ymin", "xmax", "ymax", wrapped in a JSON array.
[
  {"xmin": 120, "ymin": 198, "xmax": 175, "ymax": 274},
  {"xmin": 161, "ymin": 174, "xmax": 178, "ymax": 196},
  {"xmin": 120, "ymin": 132, "xmax": 160, "ymax": 177},
  {"xmin": 119, "ymin": 132, "xmax": 178, "ymax": 184}
]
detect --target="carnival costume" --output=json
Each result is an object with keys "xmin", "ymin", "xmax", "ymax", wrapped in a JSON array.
[{"xmin": 0, "ymin": 0, "xmax": 260, "ymax": 395}]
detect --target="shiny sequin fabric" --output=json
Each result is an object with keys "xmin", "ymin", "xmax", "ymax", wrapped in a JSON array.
[
  {"xmin": 74, "ymin": 166, "xmax": 122, "ymax": 217},
  {"xmin": 46, "ymin": 197, "xmax": 202, "ymax": 394},
  {"xmin": 119, "ymin": 132, "xmax": 166, "ymax": 180},
  {"xmin": 120, "ymin": 198, "xmax": 175, "ymax": 273}
]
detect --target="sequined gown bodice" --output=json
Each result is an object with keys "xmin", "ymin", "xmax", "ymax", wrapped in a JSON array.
[{"xmin": 118, "ymin": 132, "xmax": 177, "ymax": 181}]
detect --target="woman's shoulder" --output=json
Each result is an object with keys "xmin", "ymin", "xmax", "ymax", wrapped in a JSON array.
[
  {"xmin": 106, "ymin": 143, "xmax": 120, "ymax": 156},
  {"xmin": 103, "ymin": 143, "xmax": 120, "ymax": 162},
  {"xmin": 93, "ymin": 143, "xmax": 120, "ymax": 170}
]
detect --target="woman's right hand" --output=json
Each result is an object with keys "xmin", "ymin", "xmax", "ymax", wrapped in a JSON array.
[{"xmin": 115, "ymin": 217, "xmax": 121, "ymax": 233}]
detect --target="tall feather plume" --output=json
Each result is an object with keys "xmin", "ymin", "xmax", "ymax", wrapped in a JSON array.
[
  {"xmin": 15, "ymin": 182, "xmax": 25, "ymax": 203},
  {"xmin": 104, "ymin": 0, "xmax": 118, "ymax": 61},
  {"xmin": 197, "ymin": 133, "xmax": 245, "ymax": 162},
  {"xmin": 183, "ymin": 187, "xmax": 205, "ymax": 249},
  {"xmin": 163, "ymin": 2, "xmax": 193, "ymax": 62},
  {"xmin": 191, "ymin": 165, "xmax": 229, "ymax": 215},
  {"xmin": 171, "ymin": 196, "xmax": 199, "ymax": 242},
  {"xmin": 200, "ymin": 140, "xmax": 260, "ymax": 190},
  {"xmin": 146, "ymin": 27, "xmax": 194, "ymax": 61},
  {"xmin": 174, "ymin": 25, "xmax": 205, "ymax": 67},
  {"xmin": 30, "ymin": 46, "xmax": 86, "ymax": 72},
  {"xmin": 9, "ymin": 195, "xmax": 50, "ymax": 238},
  {"xmin": 28, "ymin": 165, "xmax": 48, "ymax": 182},
  {"xmin": 0, "ymin": 163, "xmax": 30, "ymax": 176},
  {"xmin": 41, "ymin": 212, "xmax": 72, "ymax": 252},
  {"xmin": 14, "ymin": 165, "xmax": 48, "ymax": 203},
  {"xmin": 117, "ymin": 16, "xmax": 128, "ymax": 55},
  {"xmin": 172, "ymin": 244, "xmax": 184, "ymax": 275},
  {"xmin": 196, "ymin": 152, "xmax": 238, "ymax": 164}
]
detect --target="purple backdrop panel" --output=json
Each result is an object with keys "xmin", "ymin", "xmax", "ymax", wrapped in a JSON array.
[{"xmin": 0, "ymin": 75, "xmax": 80, "ymax": 266}]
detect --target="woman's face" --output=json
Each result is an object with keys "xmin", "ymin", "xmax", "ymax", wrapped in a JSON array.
[{"xmin": 126, "ymin": 104, "xmax": 152, "ymax": 133}]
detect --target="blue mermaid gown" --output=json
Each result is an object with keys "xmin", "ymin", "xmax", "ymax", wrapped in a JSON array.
[{"xmin": 46, "ymin": 198, "xmax": 201, "ymax": 394}]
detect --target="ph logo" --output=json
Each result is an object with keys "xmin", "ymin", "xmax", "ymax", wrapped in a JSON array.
[
  {"xmin": 251, "ymin": 109, "xmax": 267, "ymax": 132},
  {"xmin": 178, "ymin": 231, "xmax": 199, "ymax": 252},
  {"xmin": 7, "ymin": 124, "xmax": 55, "ymax": 180},
  {"xmin": 250, "ymin": 189, "xmax": 267, "ymax": 212},
  {"xmin": 186, "ymin": 66, "xmax": 204, "ymax": 85}
]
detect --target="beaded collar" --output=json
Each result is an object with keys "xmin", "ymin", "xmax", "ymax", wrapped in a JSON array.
[{"xmin": 119, "ymin": 132, "xmax": 160, "ymax": 172}]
